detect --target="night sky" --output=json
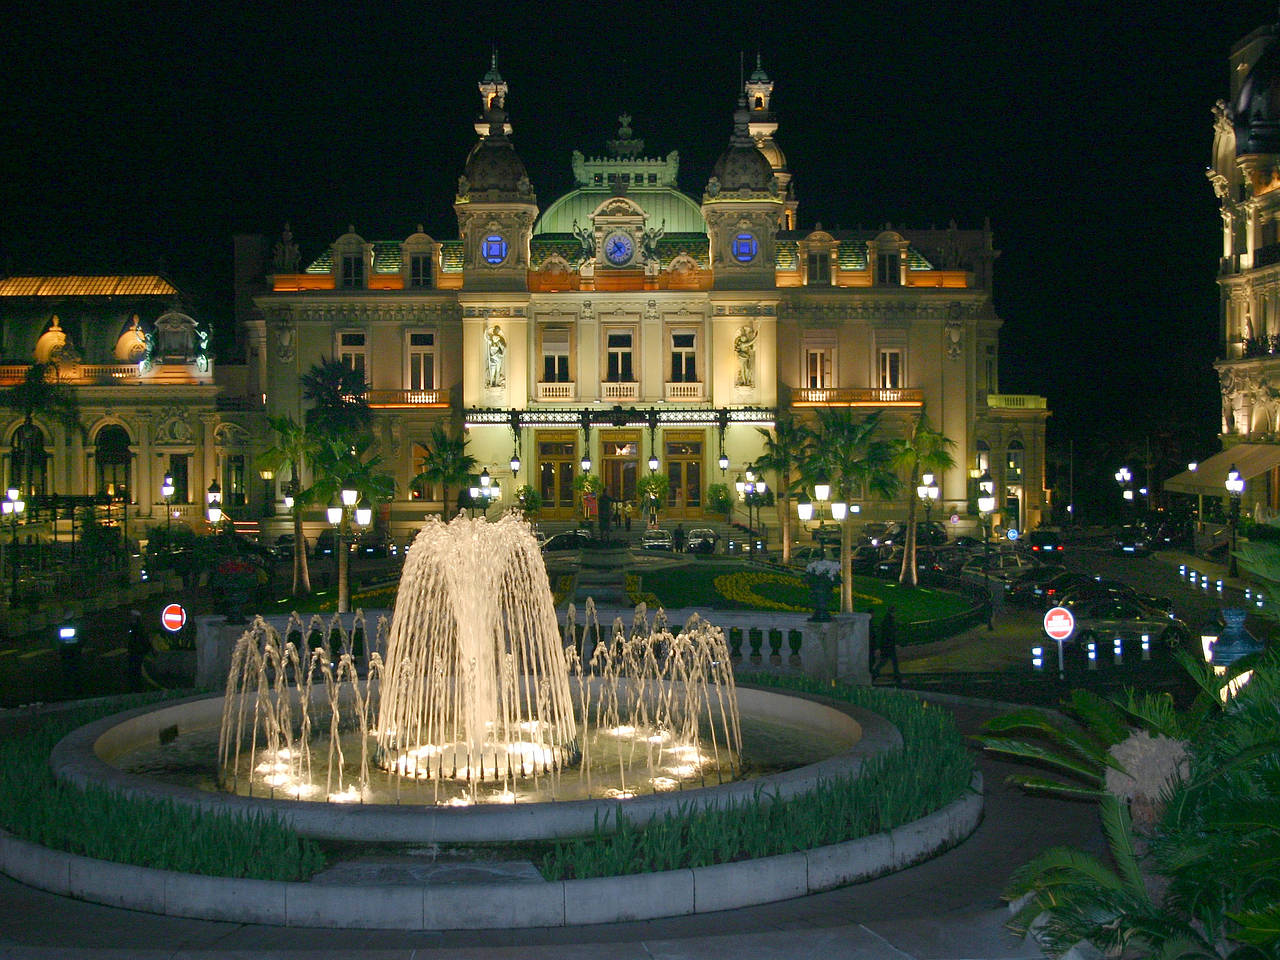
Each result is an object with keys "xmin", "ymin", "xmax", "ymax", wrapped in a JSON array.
[{"xmin": 1, "ymin": 0, "xmax": 1272, "ymax": 473}]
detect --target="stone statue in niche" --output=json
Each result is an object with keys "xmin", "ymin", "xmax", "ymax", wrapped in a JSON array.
[
  {"xmin": 641, "ymin": 219, "xmax": 666, "ymax": 264},
  {"xmin": 571, "ymin": 219, "xmax": 595, "ymax": 265},
  {"xmin": 734, "ymin": 320, "xmax": 758, "ymax": 388},
  {"xmin": 272, "ymin": 224, "xmax": 300, "ymax": 273},
  {"xmin": 484, "ymin": 324, "xmax": 507, "ymax": 388},
  {"xmin": 275, "ymin": 320, "xmax": 296, "ymax": 362}
]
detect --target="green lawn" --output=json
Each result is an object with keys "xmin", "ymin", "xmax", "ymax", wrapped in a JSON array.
[{"xmin": 633, "ymin": 561, "xmax": 971, "ymax": 630}]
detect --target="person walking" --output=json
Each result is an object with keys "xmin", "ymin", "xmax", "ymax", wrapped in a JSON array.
[
  {"xmin": 870, "ymin": 606, "xmax": 901, "ymax": 685},
  {"xmin": 126, "ymin": 609, "xmax": 151, "ymax": 691},
  {"xmin": 624, "ymin": 502, "xmax": 633, "ymax": 532},
  {"xmin": 673, "ymin": 522, "xmax": 686, "ymax": 553}
]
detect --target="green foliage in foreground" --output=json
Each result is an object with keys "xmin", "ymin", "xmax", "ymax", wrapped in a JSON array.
[
  {"xmin": 540, "ymin": 676, "xmax": 973, "ymax": 880},
  {"xmin": 0, "ymin": 697, "xmax": 325, "ymax": 881}
]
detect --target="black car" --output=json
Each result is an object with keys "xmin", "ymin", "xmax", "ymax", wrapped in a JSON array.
[
  {"xmin": 1025, "ymin": 529, "xmax": 1065, "ymax": 557},
  {"xmin": 1055, "ymin": 578, "xmax": 1174, "ymax": 615},
  {"xmin": 878, "ymin": 521, "xmax": 948, "ymax": 547},
  {"xmin": 686, "ymin": 528, "xmax": 719, "ymax": 553},
  {"xmin": 850, "ymin": 543, "xmax": 892, "ymax": 575},
  {"xmin": 272, "ymin": 533, "xmax": 296, "ymax": 560},
  {"xmin": 542, "ymin": 530, "xmax": 592, "ymax": 552},
  {"xmin": 1007, "ymin": 568, "xmax": 1085, "ymax": 607},
  {"xmin": 812, "ymin": 524, "xmax": 843, "ymax": 546},
  {"xmin": 356, "ymin": 530, "xmax": 392, "ymax": 557},
  {"xmin": 1113, "ymin": 525, "xmax": 1151, "ymax": 556}
]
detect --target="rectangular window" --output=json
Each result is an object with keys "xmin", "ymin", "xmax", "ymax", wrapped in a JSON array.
[
  {"xmin": 408, "ymin": 331, "xmax": 435, "ymax": 390},
  {"xmin": 806, "ymin": 251, "xmax": 830, "ymax": 285},
  {"xmin": 227, "ymin": 454, "xmax": 246, "ymax": 507},
  {"xmin": 985, "ymin": 345, "xmax": 997, "ymax": 393},
  {"xmin": 606, "ymin": 331, "xmax": 633, "ymax": 382},
  {"xmin": 670, "ymin": 331, "xmax": 697, "ymax": 382},
  {"xmin": 168, "ymin": 454, "xmax": 189, "ymax": 504},
  {"xmin": 879, "ymin": 349, "xmax": 902, "ymax": 389},
  {"xmin": 341, "ymin": 254, "xmax": 364, "ymax": 288},
  {"xmin": 409, "ymin": 253, "xmax": 433, "ymax": 288},
  {"xmin": 541, "ymin": 327, "xmax": 570, "ymax": 382},
  {"xmin": 877, "ymin": 253, "xmax": 900, "ymax": 285},
  {"xmin": 339, "ymin": 331, "xmax": 367, "ymax": 383},
  {"xmin": 805, "ymin": 347, "xmax": 833, "ymax": 389}
]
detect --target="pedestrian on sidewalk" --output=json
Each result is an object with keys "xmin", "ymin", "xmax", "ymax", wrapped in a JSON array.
[
  {"xmin": 624, "ymin": 502, "xmax": 632, "ymax": 531},
  {"xmin": 870, "ymin": 606, "xmax": 901, "ymax": 685}
]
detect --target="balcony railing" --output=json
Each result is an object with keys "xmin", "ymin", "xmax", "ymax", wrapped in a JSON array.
[
  {"xmin": 791, "ymin": 387, "xmax": 924, "ymax": 407},
  {"xmin": 536, "ymin": 381, "xmax": 575, "ymax": 401},
  {"xmin": 601, "ymin": 380, "xmax": 639, "ymax": 402},
  {"xmin": 0, "ymin": 362, "xmax": 210, "ymax": 387},
  {"xmin": 986, "ymin": 394, "xmax": 1047, "ymax": 409},
  {"xmin": 365, "ymin": 388, "xmax": 450, "ymax": 408},
  {"xmin": 664, "ymin": 381, "xmax": 705, "ymax": 401}
]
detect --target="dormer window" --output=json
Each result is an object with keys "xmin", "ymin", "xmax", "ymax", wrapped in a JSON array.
[
  {"xmin": 877, "ymin": 253, "xmax": 900, "ymax": 286},
  {"xmin": 806, "ymin": 251, "xmax": 830, "ymax": 285},
  {"xmin": 341, "ymin": 254, "xmax": 364, "ymax": 288},
  {"xmin": 410, "ymin": 253, "xmax": 433, "ymax": 288}
]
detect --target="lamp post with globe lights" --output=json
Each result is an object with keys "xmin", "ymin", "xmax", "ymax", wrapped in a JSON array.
[
  {"xmin": 327, "ymin": 484, "xmax": 370, "ymax": 614},
  {"xmin": 3, "ymin": 487, "xmax": 25, "ymax": 608},
  {"xmin": 917, "ymin": 472, "xmax": 940, "ymax": 525},
  {"xmin": 1115, "ymin": 465, "xmax": 1134, "ymax": 519},
  {"xmin": 1225, "ymin": 464, "xmax": 1244, "ymax": 578},
  {"xmin": 160, "ymin": 474, "xmax": 175, "ymax": 538},
  {"xmin": 977, "ymin": 469, "xmax": 996, "ymax": 631}
]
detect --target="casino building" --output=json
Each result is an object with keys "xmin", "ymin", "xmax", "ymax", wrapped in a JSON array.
[{"xmin": 2, "ymin": 57, "xmax": 1049, "ymax": 544}]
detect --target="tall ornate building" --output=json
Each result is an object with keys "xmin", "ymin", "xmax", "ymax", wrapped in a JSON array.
[
  {"xmin": 1170, "ymin": 14, "xmax": 1280, "ymax": 510},
  {"xmin": 1, "ymin": 58, "xmax": 1049, "ymax": 543}
]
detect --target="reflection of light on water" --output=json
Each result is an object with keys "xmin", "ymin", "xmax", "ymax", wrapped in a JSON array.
[
  {"xmin": 518, "ymin": 720, "xmax": 544, "ymax": 734},
  {"xmin": 646, "ymin": 732, "xmax": 670, "ymax": 744},
  {"xmin": 275, "ymin": 748, "xmax": 293, "ymax": 761},
  {"xmin": 649, "ymin": 777, "xmax": 678, "ymax": 791},
  {"xmin": 608, "ymin": 725, "xmax": 636, "ymax": 737},
  {"xmin": 671, "ymin": 745, "xmax": 703, "ymax": 763},
  {"xmin": 327, "ymin": 788, "xmax": 362, "ymax": 803},
  {"xmin": 255, "ymin": 761, "xmax": 292, "ymax": 775},
  {"xmin": 603, "ymin": 788, "xmax": 636, "ymax": 799},
  {"xmin": 445, "ymin": 797, "xmax": 472, "ymax": 807},
  {"xmin": 490, "ymin": 791, "xmax": 517, "ymax": 804},
  {"xmin": 664, "ymin": 763, "xmax": 699, "ymax": 778}
]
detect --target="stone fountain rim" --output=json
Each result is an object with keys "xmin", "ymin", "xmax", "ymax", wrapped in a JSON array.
[{"xmin": 49, "ymin": 685, "xmax": 902, "ymax": 844}]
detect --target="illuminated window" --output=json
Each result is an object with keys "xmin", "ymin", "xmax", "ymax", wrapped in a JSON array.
[
  {"xmin": 541, "ymin": 327, "xmax": 571, "ymax": 382},
  {"xmin": 732, "ymin": 233, "xmax": 758, "ymax": 263},
  {"xmin": 407, "ymin": 331, "xmax": 435, "ymax": 390},
  {"xmin": 879, "ymin": 349, "xmax": 902, "ymax": 389},
  {"xmin": 806, "ymin": 347, "xmax": 833, "ymax": 389},
  {"xmin": 1006, "ymin": 440, "xmax": 1024, "ymax": 480},
  {"xmin": 482, "ymin": 235, "xmax": 508, "ymax": 264},
  {"xmin": 606, "ymin": 331, "xmax": 634, "ymax": 382},
  {"xmin": 670, "ymin": 330, "xmax": 697, "ymax": 382},
  {"xmin": 339, "ymin": 331, "xmax": 367, "ymax": 383}
]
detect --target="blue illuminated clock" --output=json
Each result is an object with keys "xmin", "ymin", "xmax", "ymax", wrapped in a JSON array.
[{"xmin": 603, "ymin": 230, "xmax": 634, "ymax": 266}]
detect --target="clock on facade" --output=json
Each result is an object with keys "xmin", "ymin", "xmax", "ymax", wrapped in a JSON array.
[
  {"xmin": 603, "ymin": 230, "xmax": 634, "ymax": 266},
  {"xmin": 482, "ymin": 234, "xmax": 509, "ymax": 264},
  {"xmin": 732, "ymin": 232, "xmax": 758, "ymax": 263}
]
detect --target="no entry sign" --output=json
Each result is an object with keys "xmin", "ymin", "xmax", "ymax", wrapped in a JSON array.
[
  {"xmin": 161, "ymin": 603, "xmax": 187, "ymax": 633},
  {"xmin": 1043, "ymin": 606, "xmax": 1075, "ymax": 641}
]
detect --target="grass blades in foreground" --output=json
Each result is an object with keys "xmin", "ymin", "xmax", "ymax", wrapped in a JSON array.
[
  {"xmin": 539, "ymin": 676, "xmax": 973, "ymax": 880},
  {"xmin": 0, "ymin": 695, "xmax": 325, "ymax": 881}
]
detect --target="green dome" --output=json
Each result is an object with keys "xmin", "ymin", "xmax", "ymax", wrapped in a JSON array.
[{"xmin": 535, "ymin": 185, "xmax": 705, "ymax": 235}]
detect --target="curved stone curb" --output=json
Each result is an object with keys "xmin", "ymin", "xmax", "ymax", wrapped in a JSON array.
[{"xmin": 0, "ymin": 772, "xmax": 982, "ymax": 929}]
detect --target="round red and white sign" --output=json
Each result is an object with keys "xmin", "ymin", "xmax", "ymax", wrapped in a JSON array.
[
  {"xmin": 161, "ymin": 603, "xmax": 187, "ymax": 633},
  {"xmin": 1043, "ymin": 606, "xmax": 1075, "ymax": 641}
]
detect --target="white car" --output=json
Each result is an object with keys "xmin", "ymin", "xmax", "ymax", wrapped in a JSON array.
[{"xmin": 641, "ymin": 528, "xmax": 674, "ymax": 551}]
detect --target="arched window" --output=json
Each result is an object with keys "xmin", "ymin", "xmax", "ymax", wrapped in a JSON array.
[
  {"xmin": 95, "ymin": 425, "xmax": 132, "ymax": 500},
  {"xmin": 10, "ymin": 424, "xmax": 47, "ymax": 498}
]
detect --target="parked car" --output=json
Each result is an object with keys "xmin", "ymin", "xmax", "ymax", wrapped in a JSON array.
[
  {"xmin": 356, "ymin": 530, "xmax": 392, "ymax": 557},
  {"xmin": 812, "ymin": 524, "xmax": 843, "ymax": 546},
  {"xmin": 542, "ymin": 530, "xmax": 593, "ymax": 553},
  {"xmin": 315, "ymin": 529, "xmax": 337, "ymax": 557},
  {"xmin": 686, "ymin": 527, "xmax": 719, "ymax": 553},
  {"xmin": 874, "ymin": 546, "xmax": 942, "ymax": 579},
  {"xmin": 1113, "ymin": 525, "xmax": 1151, "ymax": 556},
  {"xmin": 1025, "ymin": 529, "xmax": 1065, "ymax": 557},
  {"xmin": 641, "ymin": 528, "xmax": 674, "ymax": 551},
  {"xmin": 877, "ymin": 520, "xmax": 948, "ymax": 547},
  {"xmin": 1060, "ymin": 594, "xmax": 1189, "ymax": 648},
  {"xmin": 950, "ymin": 535, "xmax": 984, "ymax": 550},
  {"xmin": 1007, "ymin": 568, "xmax": 1088, "ymax": 607},
  {"xmin": 1055, "ymin": 578, "xmax": 1175, "ymax": 615},
  {"xmin": 272, "ymin": 533, "xmax": 295, "ymax": 560},
  {"xmin": 959, "ymin": 551, "xmax": 1040, "ymax": 588},
  {"xmin": 850, "ymin": 543, "xmax": 892, "ymax": 575},
  {"xmin": 790, "ymin": 544, "xmax": 834, "ymax": 564}
]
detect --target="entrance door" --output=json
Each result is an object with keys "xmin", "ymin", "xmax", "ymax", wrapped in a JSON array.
[
  {"xmin": 601, "ymin": 432, "xmax": 639, "ymax": 506},
  {"xmin": 538, "ymin": 434, "xmax": 578, "ymax": 520},
  {"xmin": 664, "ymin": 434, "xmax": 703, "ymax": 519}
]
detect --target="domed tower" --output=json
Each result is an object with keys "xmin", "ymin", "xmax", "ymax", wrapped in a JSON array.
[
  {"xmin": 744, "ymin": 55, "xmax": 797, "ymax": 229},
  {"xmin": 454, "ymin": 61, "xmax": 537, "ymax": 292},
  {"xmin": 701, "ymin": 98, "xmax": 784, "ymax": 290}
]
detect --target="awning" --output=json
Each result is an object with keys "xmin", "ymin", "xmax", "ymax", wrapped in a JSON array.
[{"xmin": 1164, "ymin": 444, "xmax": 1280, "ymax": 495}]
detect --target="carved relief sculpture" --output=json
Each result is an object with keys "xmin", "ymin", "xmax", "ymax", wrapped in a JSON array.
[
  {"xmin": 484, "ymin": 324, "xmax": 507, "ymax": 388},
  {"xmin": 733, "ymin": 320, "xmax": 758, "ymax": 388}
]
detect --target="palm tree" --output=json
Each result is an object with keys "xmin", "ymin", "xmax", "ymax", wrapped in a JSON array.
[
  {"xmin": 0, "ymin": 362, "xmax": 85, "ymax": 497},
  {"xmin": 754, "ymin": 411, "xmax": 806, "ymax": 564},
  {"xmin": 300, "ymin": 357, "xmax": 371, "ymax": 440},
  {"xmin": 889, "ymin": 407, "xmax": 956, "ymax": 586},
  {"xmin": 801, "ymin": 410, "xmax": 898, "ymax": 613},
  {"xmin": 413, "ymin": 423, "xmax": 476, "ymax": 519},
  {"xmin": 310, "ymin": 435, "xmax": 395, "ymax": 613},
  {"xmin": 255, "ymin": 415, "xmax": 318, "ymax": 597}
]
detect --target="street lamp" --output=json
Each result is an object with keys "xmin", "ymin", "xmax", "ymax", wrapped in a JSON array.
[
  {"xmin": 160, "ymin": 473, "xmax": 175, "ymax": 537},
  {"xmin": 917, "ymin": 472, "xmax": 940, "ymax": 524},
  {"xmin": 3, "ymin": 487, "xmax": 25, "ymax": 608},
  {"xmin": 1225, "ymin": 464, "xmax": 1244, "ymax": 578},
  {"xmin": 259, "ymin": 468, "xmax": 274, "ymax": 517},
  {"xmin": 739, "ymin": 469, "xmax": 766, "ymax": 553},
  {"xmin": 328, "ymin": 483, "xmax": 369, "ymax": 614},
  {"xmin": 977, "ymin": 469, "xmax": 996, "ymax": 631},
  {"xmin": 1115, "ymin": 466, "xmax": 1134, "ymax": 517},
  {"xmin": 206, "ymin": 480, "xmax": 223, "ymax": 527}
]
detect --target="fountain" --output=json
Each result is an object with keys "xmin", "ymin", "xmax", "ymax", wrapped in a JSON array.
[{"xmin": 217, "ymin": 513, "xmax": 744, "ymax": 805}]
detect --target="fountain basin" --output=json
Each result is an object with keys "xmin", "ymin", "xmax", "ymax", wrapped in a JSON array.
[{"xmin": 51, "ymin": 686, "xmax": 897, "ymax": 843}]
